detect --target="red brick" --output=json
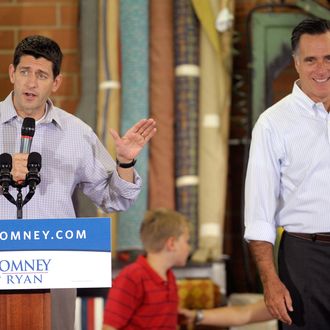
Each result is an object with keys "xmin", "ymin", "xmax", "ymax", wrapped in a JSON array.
[
  {"xmin": 0, "ymin": 54, "xmax": 12, "ymax": 75},
  {"xmin": 62, "ymin": 53, "xmax": 80, "ymax": 74},
  {"xmin": 0, "ymin": 6, "xmax": 56, "ymax": 26},
  {"xmin": 61, "ymin": 5, "xmax": 79, "ymax": 26},
  {"xmin": 53, "ymin": 74, "xmax": 78, "ymax": 97},
  {"xmin": 0, "ymin": 31, "xmax": 15, "ymax": 49},
  {"xmin": 0, "ymin": 76, "xmax": 12, "ymax": 100},
  {"xmin": 53, "ymin": 98, "xmax": 79, "ymax": 114}
]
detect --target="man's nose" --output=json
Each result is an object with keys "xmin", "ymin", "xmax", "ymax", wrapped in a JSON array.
[
  {"xmin": 315, "ymin": 60, "xmax": 329, "ymax": 73},
  {"xmin": 25, "ymin": 73, "xmax": 37, "ymax": 87}
]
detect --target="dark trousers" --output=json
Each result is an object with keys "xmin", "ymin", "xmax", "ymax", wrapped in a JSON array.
[{"xmin": 278, "ymin": 231, "xmax": 330, "ymax": 329}]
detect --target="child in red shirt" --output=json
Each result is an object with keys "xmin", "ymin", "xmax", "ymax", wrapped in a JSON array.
[{"xmin": 103, "ymin": 208, "xmax": 191, "ymax": 330}]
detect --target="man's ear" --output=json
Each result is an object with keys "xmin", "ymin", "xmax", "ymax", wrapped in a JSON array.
[
  {"xmin": 52, "ymin": 73, "xmax": 63, "ymax": 93},
  {"xmin": 9, "ymin": 64, "xmax": 15, "ymax": 84},
  {"xmin": 293, "ymin": 54, "xmax": 300, "ymax": 75}
]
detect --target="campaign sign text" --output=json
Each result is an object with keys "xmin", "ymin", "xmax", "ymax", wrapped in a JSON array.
[{"xmin": 0, "ymin": 217, "xmax": 112, "ymax": 289}]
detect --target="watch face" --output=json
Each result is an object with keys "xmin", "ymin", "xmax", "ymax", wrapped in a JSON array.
[{"xmin": 195, "ymin": 309, "xmax": 204, "ymax": 324}]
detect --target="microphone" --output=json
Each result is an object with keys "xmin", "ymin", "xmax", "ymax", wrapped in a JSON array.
[
  {"xmin": 0, "ymin": 153, "xmax": 13, "ymax": 190},
  {"xmin": 25, "ymin": 152, "xmax": 42, "ymax": 190},
  {"xmin": 0, "ymin": 153, "xmax": 16, "ymax": 206},
  {"xmin": 20, "ymin": 117, "xmax": 35, "ymax": 153}
]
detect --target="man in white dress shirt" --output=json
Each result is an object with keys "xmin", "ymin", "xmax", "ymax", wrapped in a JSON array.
[{"xmin": 244, "ymin": 18, "xmax": 330, "ymax": 329}]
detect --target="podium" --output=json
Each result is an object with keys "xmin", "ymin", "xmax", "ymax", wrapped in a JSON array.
[
  {"xmin": 0, "ymin": 290, "xmax": 50, "ymax": 330},
  {"xmin": 0, "ymin": 218, "xmax": 112, "ymax": 330}
]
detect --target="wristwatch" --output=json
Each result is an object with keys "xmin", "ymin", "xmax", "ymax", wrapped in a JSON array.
[
  {"xmin": 116, "ymin": 158, "xmax": 137, "ymax": 168},
  {"xmin": 194, "ymin": 309, "xmax": 204, "ymax": 325}
]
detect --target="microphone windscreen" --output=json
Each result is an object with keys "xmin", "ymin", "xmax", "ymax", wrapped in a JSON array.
[
  {"xmin": 28, "ymin": 152, "xmax": 42, "ymax": 170},
  {"xmin": 0, "ymin": 153, "xmax": 12, "ymax": 168},
  {"xmin": 21, "ymin": 117, "xmax": 35, "ymax": 137}
]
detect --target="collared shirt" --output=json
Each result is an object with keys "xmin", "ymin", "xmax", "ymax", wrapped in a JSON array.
[
  {"xmin": 0, "ymin": 92, "xmax": 142, "ymax": 219},
  {"xmin": 103, "ymin": 255, "xmax": 178, "ymax": 329},
  {"xmin": 244, "ymin": 81, "xmax": 330, "ymax": 244}
]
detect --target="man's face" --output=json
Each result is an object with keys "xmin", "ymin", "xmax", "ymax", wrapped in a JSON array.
[
  {"xmin": 293, "ymin": 32, "xmax": 330, "ymax": 108},
  {"xmin": 9, "ymin": 55, "xmax": 62, "ymax": 119}
]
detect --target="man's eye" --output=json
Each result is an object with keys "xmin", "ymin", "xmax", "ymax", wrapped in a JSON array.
[
  {"xmin": 37, "ymin": 73, "xmax": 48, "ymax": 80},
  {"xmin": 20, "ymin": 70, "xmax": 28, "ymax": 76}
]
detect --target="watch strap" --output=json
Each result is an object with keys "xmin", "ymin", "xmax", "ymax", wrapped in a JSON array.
[{"xmin": 116, "ymin": 158, "xmax": 137, "ymax": 168}]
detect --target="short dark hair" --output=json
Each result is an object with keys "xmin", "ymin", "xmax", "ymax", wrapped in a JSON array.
[
  {"xmin": 13, "ymin": 35, "xmax": 63, "ymax": 78},
  {"xmin": 291, "ymin": 18, "xmax": 330, "ymax": 55}
]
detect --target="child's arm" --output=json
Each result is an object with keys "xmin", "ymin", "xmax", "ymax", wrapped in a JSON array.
[
  {"xmin": 179, "ymin": 299, "xmax": 273, "ymax": 326},
  {"xmin": 102, "ymin": 325, "xmax": 117, "ymax": 330}
]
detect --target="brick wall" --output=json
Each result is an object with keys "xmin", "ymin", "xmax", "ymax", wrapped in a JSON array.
[{"xmin": 0, "ymin": 0, "xmax": 80, "ymax": 114}]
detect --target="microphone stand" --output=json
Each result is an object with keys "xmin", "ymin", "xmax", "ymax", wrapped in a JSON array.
[
  {"xmin": 11, "ymin": 183, "xmax": 25, "ymax": 219},
  {"xmin": 3, "ymin": 182, "xmax": 29, "ymax": 219},
  {"xmin": 10, "ymin": 181, "xmax": 38, "ymax": 219},
  {"xmin": 16, "ymin": 187, "xmax": 23, "ymax": 219},
  {"xmin": 2, "ymin": 186, "xmax": 17, "ymax": 206}
]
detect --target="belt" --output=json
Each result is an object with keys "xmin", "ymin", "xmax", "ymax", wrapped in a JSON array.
[{"xmin": 287, "ymin": 232, "xmax": 330, "ymax": 243}]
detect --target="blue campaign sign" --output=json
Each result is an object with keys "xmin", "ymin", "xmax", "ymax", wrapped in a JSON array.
[{"xmin": 0, "ymin": 217, "xmax": 111, "ymax": 252}]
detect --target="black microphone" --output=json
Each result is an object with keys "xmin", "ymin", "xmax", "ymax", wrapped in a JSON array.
[
  {"xmin": 20, "ymin": 117, "xmax": 35, "ymax": 153},
  {"xmin": 25, "ymin": 152, "xmax": 42, "ymax": 190},
  {"xmin": 0, "ymin": 153, "xmax": 13, "ymax": 190}
]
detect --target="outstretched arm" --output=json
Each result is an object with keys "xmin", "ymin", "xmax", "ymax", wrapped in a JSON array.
[{"xmin": 179, "ymin": 299, "xmax": 272, "ymax": 327}]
